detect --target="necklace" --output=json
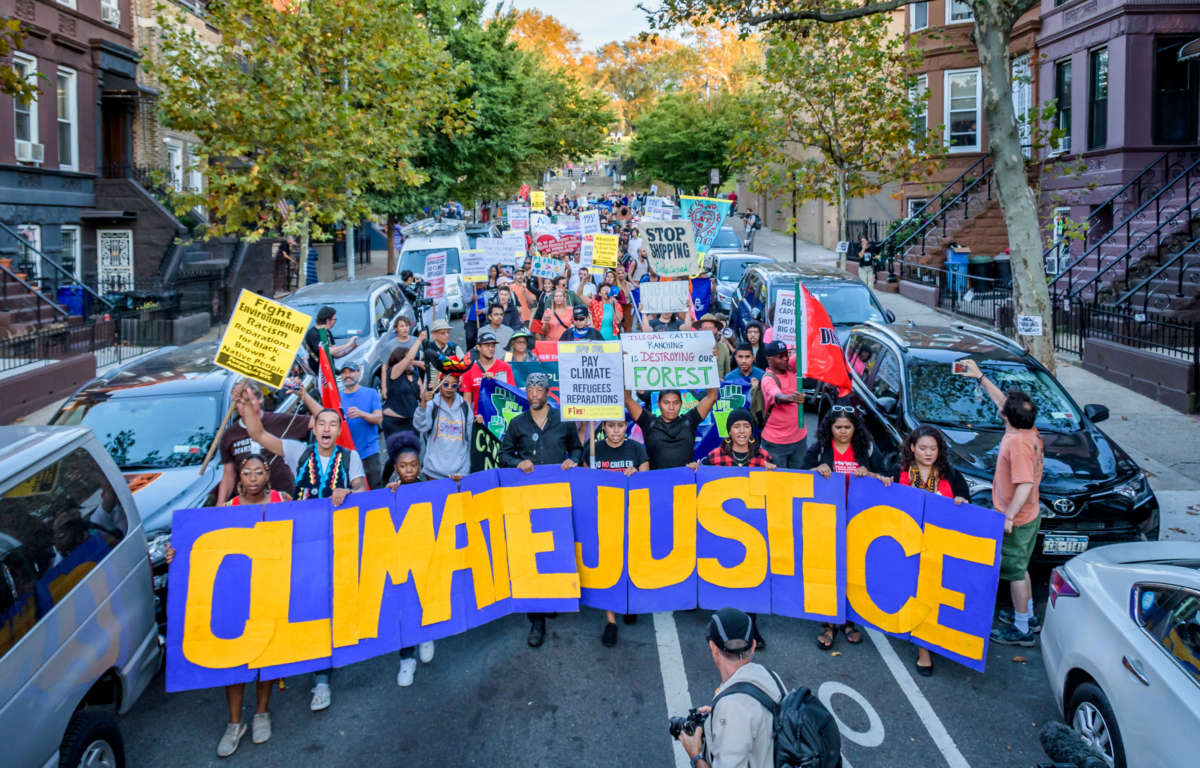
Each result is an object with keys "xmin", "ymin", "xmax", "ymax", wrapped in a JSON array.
[{"xmin": 908, "ymin": 465, "xmax": 938, "ymax": 492}]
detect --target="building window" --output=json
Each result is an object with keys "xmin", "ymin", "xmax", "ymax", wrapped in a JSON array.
[
  {"xmin": 17, "ymin": 224, "xmax": 42, "ymax": 282},
  {"xmin": 910, "ymin": 2, "xmax": 928, "ymax": 32},
  {"xmin": 947, "ymin": 0, "xmax": 973, "ymax": 24},
  {"xmin": 945, "ymin": 69, "xmax": 981, "ymax": 152},
  {"xmin": 1153, "ymin": 36, "xmax": 1199, "ymax": 145},
  {"xmin": 1055, "ymin": 59, "xmax": 1072, "ymax": 153},
  {"xmin": 61, "ymin": 225, "xmax": 82, "ymax": 281},
  {"xmin": 57, "ymin": 67, "xmax": 78, "ymax": 171},
  {"xmin": 100, "ymin": 0, "xmax": 121, "ymax": 27},
  {"xmin": 907, "ymin": 198, "xmax": 929, "ymax": 218},
  {"xmin": 55, "ymin": 0, "xmax": 77, "ymax": 8},
  {"xmin": 186, "ymin": 145, "xmax": 202, "ymax": 193},
  {"xmin": 910, "ymin": 74, "xmax": 929, "ymax": 139},
  {"xmin": 165, "ymin": 142, "xmax": 184, "ymax": 191},
  {"xmin": 1012, "ymin": 54, "xmax": 1032, "ymax": 159},
  {"xmin": 1088, "ymin": 48, "xmax": 1108, "ymax": 149},
  {"xmin": 12, "ymin": 53, "xmax": 38, "ymax": 158}
]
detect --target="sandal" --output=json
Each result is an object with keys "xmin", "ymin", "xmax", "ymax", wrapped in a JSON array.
[
  {"xmin": 817, "ymin": 623, "xmax": 836, "ymax": 650},
  {"xmin": 841, "ymin": 622, "xmax": 863, "ymax": 644}
]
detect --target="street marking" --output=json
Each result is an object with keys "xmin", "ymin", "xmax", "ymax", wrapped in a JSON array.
[
  {"xmin": 817, "ymin": 681, "xmax": 885, "ymax": 747},
  {"xmin": 866, "ymin": 628, "xmax": 971, "ymax": 768},
  {"xmin": 653, "ymin": 611, "xmax": 693, "ymax": 768}
]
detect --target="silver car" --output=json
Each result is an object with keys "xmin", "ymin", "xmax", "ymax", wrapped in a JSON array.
[
  {"xmin": 1041, "ymin": 541, "xmax": 1200, "ymax": 768},
  {"xmin": 0, "ymin": 426, "xmax": 161, "ymax": 768}
]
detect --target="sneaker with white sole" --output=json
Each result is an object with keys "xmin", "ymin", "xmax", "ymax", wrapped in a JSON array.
[
  {"xmin": 217, "ymin": 722, "xmax": 247, "ymax": 758},
  {"xmin": 419, "ymin": 640, "xmax": 435, "ymax": 664},
  {"xmin": 251, "ymin": 712, "xmax": 271, "ymax": 744},
  {"xmin": 310, "ymin": 682, "xmax": 331, "ymax": 711},
  {"xmin": 396, "ymin": 658, "xmax": 417, "ymax": 687},
  {"xmin": 997, "ymin": 609, "xmax": 1042, "ymax": 633},
  {"xmin": 990, "ymin": 623, "xmax": 1037, "ymax": 647}
]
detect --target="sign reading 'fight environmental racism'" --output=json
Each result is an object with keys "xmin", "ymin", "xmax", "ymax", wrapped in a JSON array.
[
  {"xmin": 558, "ymin": 341, "xmax": 623, "ymax": 421},
  {"xmin": 621, "ymin": 331, "xmax": 720, "ymax": 391},
  {"xmin": 165, "ymin": 467, "xmax": 1005, "ymax": 693},
  {"xmin": 215, "ymin": 290, "xmax": 311, "ymax": 388}
]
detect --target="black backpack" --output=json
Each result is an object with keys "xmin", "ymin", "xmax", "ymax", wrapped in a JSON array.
[{"xmin": 711, "ymin": 671, "xmax": 842, "ymax": 768}]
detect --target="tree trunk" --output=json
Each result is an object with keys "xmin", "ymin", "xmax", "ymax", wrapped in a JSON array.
[
  {"xmin": 386, "ymin": 212, "xmax": 397, "ymax": 275},
  {"xmin": 974, "ymin": 5, "xmax": 1055, "ymax": 371}
]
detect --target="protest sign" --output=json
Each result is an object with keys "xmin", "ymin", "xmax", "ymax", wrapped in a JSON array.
[
  {"xmin": 502, "ymin": 230, "xmax": 526, "ymax": 256},
  {"xmin": 578, "ymin": 240, "xmax": 594, "ymax": 268},
  {"xmin": 773, "ymin": 289, "xmax": 796, "ymax": 345},
  {"xmin": 558, "ymin": 341, "xmax": 623, "ymax": 421},
  {"xmin": 622, "ymin": 331, "xmax": 720, "ymax": 391},
  {"xmin": 460, "ymin": 249, "xmax": 488, "ymax": 283},
  {"xmin": 424, "ymin": 251, "xmax": 447, "ymax": 298},
  {"xmin": 639, "ymin": 219, "xmax": 698, "ymax": 277},
  {"xmin": 508, "ymin": 204, "xmax": 530, "ymax": 231},
  {"xmin": 214, "ymin": 290, "xmax": 311, "ymax": 388},
  {"xmin": 530, "ymin": 213, "xmax": 552, "ymax": 232},
  {"xmin": 534, "ymin": 232, "xmax": 581, "ymax": 257},
  {"xmin": 478, "ymin": 238, "xmax": 517, "ymax": 270},
  {"xmin": 644, "ymin": 197, "xmax": 672, "ymax": 221},
  {"xmin": 580, "ymin": 210, "xmax": 601, "ymax": 237},
  {"xmin": 531, "ymin": 190, "xmax": 545, "ymax": 210},
  {"xmin": 638, "ymin": 281, "xmax": 691, "ymax": 315},
  {"xmin": 592, "ymin": 234, "xmax": 619, "ymax": 268},
  {"xmin": 165, "ymin": 467, "xmax": 1005, "ymax": 692},
  {"xmin": 531, "ymin": 255, "xmax": 561, "ymax": 280},
  {"xmin": 679, "ymin": 196, "xmax": 732, "ymax": 255}
]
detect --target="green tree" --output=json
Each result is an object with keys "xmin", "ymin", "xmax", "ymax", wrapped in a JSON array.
[
  {"xmin": 1, "ymin": 18, "xmax": 37, "ymax": 101},
  {"xmin": 732, "ymin": 16, "xmax": 939, "ymax": 261},
  {"xmin": 648, "ymin": 0, "xmax": 1058, "ymax": 370},
  {"xmin": 630, "ymin": 92, "xmax": 741, "ymax": 191}
]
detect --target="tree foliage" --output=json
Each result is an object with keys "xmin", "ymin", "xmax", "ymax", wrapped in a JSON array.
[
  {"xmin": 630, "ymin": 92, "xmax": 742, "ymax": 191},
  {"xmin": 1, "ymin": 18, "xmax": 38, "ymax": 102}
]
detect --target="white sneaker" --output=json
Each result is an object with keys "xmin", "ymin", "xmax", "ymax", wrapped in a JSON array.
[
  {"xmin": 251, "ymin": 712, "xmax": 271, "ymax": 744},
  {"xmin": 419, "ymin": 640, "xmax": 435, "ymax": 664},
  {"xmin": 309, "ymin": 682, "xmax": 331, "ymax": 712},
  {"xmin": 217, "ymin": 722, "xmax": 247, "ymax": 758},
  {"xmin": 396, "ymin": 658, "xmax": 417, "ymax": 687}
]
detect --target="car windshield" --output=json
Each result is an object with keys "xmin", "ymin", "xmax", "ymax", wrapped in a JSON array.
[
  {"xmin": 711, "ymin": 228, "xmax": 740, "ymax": 249},
  {"xmin": 399, "ymin": 247, "xmax": 462, "ymax": 276},
  {"xmin": 290, "ymin": 301, "xmax": 370, "ymax": 338},
  {"xmin": 51, "ymin": 393, "xmax": 221, "ymax": 468},
  {"xmin": 770, "ymin": 282, "xmax": 886, "ymax": 325},
  {"xmin": 718, "ymin": 258, "xmax": 763, "ymax": 283},
  {"xmin": 908, "ymin": 360, "xmax": 1083, "ymax": 432}
]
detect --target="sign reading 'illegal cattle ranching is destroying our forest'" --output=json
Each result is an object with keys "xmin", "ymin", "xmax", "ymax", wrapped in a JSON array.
[{"xmin": 621, "ymin": 331, "xmax": 720, "ymax": 391}]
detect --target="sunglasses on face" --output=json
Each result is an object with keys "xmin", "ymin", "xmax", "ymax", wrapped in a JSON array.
[{"xmin": 441, "ymin": 380, "xmax": 458, "ymax": 389}]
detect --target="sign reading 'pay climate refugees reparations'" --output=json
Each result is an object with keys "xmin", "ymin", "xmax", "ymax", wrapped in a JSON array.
[
  {"xmin": 215, "ymin": 290, "xmax": 311, "ymax": 388},
  {"xmin": 639, "ymin": 219, "xmax": 698, "ymax": 277},
  {"xmin": 621, "ymin": 331, "xmax": 720, "ymax": 390},
  {"xmin": 558, "ymin": 341, "xmax": 623, "ymax": 421}
]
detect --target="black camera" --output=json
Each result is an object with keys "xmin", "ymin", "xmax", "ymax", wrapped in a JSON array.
[{"xmin": 668, "ymin": 708, "xmax": 707, "ymax": 739}]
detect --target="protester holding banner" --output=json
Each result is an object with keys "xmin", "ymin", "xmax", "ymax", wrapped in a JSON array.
[
  {"xmin": 460, "ymin": 330, "xmax": 513, "ymax": 411},
  {"xmin": 217, "ymin": 380, "xmax": 316, "ymax": 505},
  {"xmin": 413, "ymin": 364, "xmax": 473, "ymax": 482},
  {"xmin": 760, "ymin": 341, "xmax": 807, "ymax": 469},
  {"xmin": 338, "ymin": 361, "xmax": 384, "ymax": 487},
  {"xmin": 624, "ymin": 386, "xmax": 719, "ymax": 470},
  {"xmin": 700, "ymin": 409, "xmax": 775, "ymax": 470},
  {"xmin": 382, "ymin": 342, "xmax": 424, "ymax": 440},
  {"xmin": 499, "ymin": 372, "xmax": 583, "ymax": 648},
  {"xmin": 642, "ymin": 310, "xmax": 692, "ymax": 334}
]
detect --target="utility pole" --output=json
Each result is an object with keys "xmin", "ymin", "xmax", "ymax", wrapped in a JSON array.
[{"xmin": 791, "ymin": 183, "xmax": 797, "ymax": 263}]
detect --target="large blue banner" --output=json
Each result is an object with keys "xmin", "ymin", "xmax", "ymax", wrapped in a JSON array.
[{"xmin": 166, "ymin": 467, "xmax": 1005, "ymax": 692}]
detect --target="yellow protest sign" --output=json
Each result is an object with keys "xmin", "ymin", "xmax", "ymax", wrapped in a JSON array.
[
  {"xmin": 531, "ymin": 190, "xmax": 546, "ymax": 210},
  {"xmin": 215, "ymin": 289, "xmax": 312, "ymax": 388},
  {"xmin": 592, "ymin": 233, "xmax": 619, "ymax": 268}
]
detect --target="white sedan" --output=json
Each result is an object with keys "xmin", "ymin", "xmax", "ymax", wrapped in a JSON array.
[{"xmin": 1041, "ymin": 541, "xmax": 1200, "ymax": 768}]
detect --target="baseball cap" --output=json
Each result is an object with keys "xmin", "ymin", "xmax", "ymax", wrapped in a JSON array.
[
  {"xmin": 431, "ymin": 319, "xmax": 451, "ymax": 332},
  {"xmin": 707, "ymin": 608, "xmax": 754, "ymax": 653},
  {"xmin": 573, "ymin": 306, "xmax": 589, "ymax": 320},
  {"xmin": 477, "ymin": 330, "xmax": 498, "ymax": 345},
  {"xmin": 338, "ymin": 361, "xmax": 361, "ymax": 373},
  {"xmin": 764, "ymin": 340, "xmax": 789, "ymax": 357}
]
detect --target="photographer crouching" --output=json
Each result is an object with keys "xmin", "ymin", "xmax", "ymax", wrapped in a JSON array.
[{"xmin": 675, "ymin": 608, "xmax": 785, "ymax": 768}]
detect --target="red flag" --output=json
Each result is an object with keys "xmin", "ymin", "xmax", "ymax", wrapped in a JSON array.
[
  {"xmin": 318, "ymin": 346, "xmax": 357, "ymax": 451},
  {"xmin": 799, "ymin": 285, "xmax": 853, "ymax": 397},
  {"xmin": 519, "ymin": 183, "xmax": 531, "ymax": 201}
]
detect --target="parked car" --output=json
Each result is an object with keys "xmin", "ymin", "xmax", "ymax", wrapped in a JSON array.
[
  {"xmin": 837, "ymin": 322, "xmax": 1159, "ymax": 558},
  {"xmin": 1041, "ymin": 541, "xmax": 1200, "ymax": 768},
  {"xmin": 729, "ymin": 262, "xmax": 894, "ymax": 342},
  {"xmin": 397, "ymin": 224, "xmax": 471, "ymax": 316},
  {"xmin": 49, "ymin": 342, "xmax": 313, "ymax": 630},
  {"xmin": 284, "ymin": 277, "xmax": 414, "ymax": 387},
  {"xmin": 709, "ymin": 253, "xmax": 773, "ymax": 313},
  {"xmin": 0, "ymin": 425, "xmax": 162, "ymax": 768},
  {"xmin": 465, "ymin": 222, "xmax": 502, "ymax": 248}
]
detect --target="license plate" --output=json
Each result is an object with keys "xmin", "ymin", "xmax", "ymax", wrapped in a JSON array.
[{"xmin": 1043, "ymin": 534, "xmax": 1089, "ymax": 555}]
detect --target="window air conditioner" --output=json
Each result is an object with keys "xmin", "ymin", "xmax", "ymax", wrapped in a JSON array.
[
  {"xmin": 15, "ymin": 140, "xmax": 44, "ymax": 164},
  {"xmin": 101, "ymin": 5, "xmax": 121, "ymax": 26}
]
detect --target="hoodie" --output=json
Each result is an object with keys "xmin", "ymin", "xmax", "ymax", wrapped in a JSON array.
[{"xmin": 412, "ymin": 393, "xmax": 473, "ymax": 479}]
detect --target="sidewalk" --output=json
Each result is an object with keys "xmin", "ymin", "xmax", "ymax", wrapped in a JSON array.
[{"xmin": 751, "ymin": 226, "xmax": 1200, "ymax": 540}]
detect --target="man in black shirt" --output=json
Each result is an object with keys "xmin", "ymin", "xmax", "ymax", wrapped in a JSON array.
[
  {"xmin": 624, "ymin": 387, "xmax": 719, "ymax": 469},
  {"xmin": 498, "ymin": 372, "xmax": 583, "ymax": 648},
  {"xmin": 304, "ymin": 305, "xmax": 358, "ymax": 375}
]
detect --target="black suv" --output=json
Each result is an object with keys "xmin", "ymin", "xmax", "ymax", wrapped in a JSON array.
[{"xmin": 834, "ymin": 322, "xmax": 1159, "ymax": 560}]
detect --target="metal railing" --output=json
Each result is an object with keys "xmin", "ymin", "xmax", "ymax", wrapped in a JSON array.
[
  {"xmin": 1051, "ymin": 296, "xmax": 1199, "ymax": 364},
  {"xmin": 0, "ymin": 221, "xmax": 115, "ymax": 319},
  {"xmin": 0, "ymin": 307, "xmax": 178, "ymax": 375},
  {"xmin": 898, "ymin": 261, "xmax": 1015, "ymax": 334},
  {"xmin": 1, "ymin": 260, "xmax": 68, "ymax": 327},
  {"xmin": 880, "ymin": 155, "xmax": 994, "ymax": 265},
  {"xmin": 1114, "ymin": 231, "xmax": 1200, "ymax": 311}
]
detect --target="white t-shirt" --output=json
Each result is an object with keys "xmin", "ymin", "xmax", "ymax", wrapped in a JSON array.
[{"xmin": 281, "ymin": 439, "xmax": 365, "ymax": 487}]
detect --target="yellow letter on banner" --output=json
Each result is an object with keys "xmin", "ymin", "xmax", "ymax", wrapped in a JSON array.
[
  {"xmin": 751, "ymin": 471, "xmax": 812, "ymax": 577},
  {"xmin": 628, "ymin": 484, "xmax": 697, "ymax": 590},
  {"xmin": 845, "ymin": 505, "xmax": 924, "ymax": 634},
  {"xmin": 576, "ymin": 485, "xmax": 626, "ymax": 591},
  {"xmin": 696, "ymin": 476, "xmax": 768, "ymax": 589},
  {"xmin": 504, "ymin": 483, "xmax": 580, "ymax": 599},
  {"xmin": 469, "ymin": 486, "xmax": 511, "ymax": 602},
  {"xmin": 911, "ymin": 524, "xmax": 997, "ymax": 660}
]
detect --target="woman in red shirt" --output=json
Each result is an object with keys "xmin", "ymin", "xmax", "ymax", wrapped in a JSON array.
[{"xmin": 892, "ymin": 424, "xmax": 970, "ymax": 676}]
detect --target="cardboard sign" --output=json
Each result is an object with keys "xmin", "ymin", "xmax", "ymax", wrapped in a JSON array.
[
  {"xmin": 1017, "ymin": 314, "xmax": 1043, "ymax": 336},
  {"xmin": 531, "ymin": 255, "xmax": 562, "ymax": 280},
  {"xmin": 479, "ymin": 238, "xmax": 518, "ymax": 270},
  {"xmin": 424, "ymin": 251, "xmax": 447, "ymax": 298},
  {"xmin": 644, "ymin": 197, "xmax": 672, "ymax": 221},
  {"xmin": 164, "ymin": 468, "xmax": 1005, "ymax": 692},
  {"xmin": 460, "ymin": 249, "xmax": 488, "ymax": 283},
  {"xmin": 578, "ymin": 240, "xmax": 594, "ymax": 268},
  {"xmin": 638, "ymin": 281, "xmax": 691, "ymax": 315},
  {"xmin": 531, "ymin": 190, "xmax": 545, "ymax": 210},
  {"xmin": 558, "ymin": 341, "xmax": 623, "ymax": 421},
  {"xmin": 508, "ymin": 204, "xmax": 530, "ymax": 231},
  {"xmin": 622, "ymin": 331, "xmax": 720, "ymax": 391},
  {"xmin": 580, "ymin": 210, "xmax": 601, "ymax": 237},
  {"xmin": 215, "ymin": 290, "xmax": 312, "ymax": 388},
  {"xmin": 639, "ymin": 219, "xmax": 698, "ymax": 277},
  {"xmin": 592, "ymin": 234, "xmax": 619, "ymax": 268},
  {"xmin": 774, "ymin": 289, "xmax": 796, "ymax": 345},
  {"xmin": 836, "ymin": 241, "xmax": 850, "ymax": 254}
]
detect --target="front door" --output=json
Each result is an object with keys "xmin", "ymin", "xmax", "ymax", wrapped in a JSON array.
[{"xmin": 97, "ymin": 229, "xmax": 134, "ymax": 292}]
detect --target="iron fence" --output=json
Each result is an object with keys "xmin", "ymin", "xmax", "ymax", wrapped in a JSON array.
[
  {"xmin": 1052, "ymin": 296, "xmax": 1199, "ymax": 363},
  {"xmin": 0, "ymin": 308, "xmax": 181, "ymax": 375}
]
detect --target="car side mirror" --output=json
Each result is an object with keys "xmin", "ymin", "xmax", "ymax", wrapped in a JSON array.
[
  {"xmin": 885, "ymin": 310, "xmax": 896, "ymax": 323},
  {"xmin": 1084, "ymin": 403, "xmax": 1109, "ymax": 423},
  {"xmin": 376, "ymin": 317, "xmax": 389, "ymax": 336},
  {"xmin": 876, "ymin": 395, "xmax": 898, "ymax": 414}
]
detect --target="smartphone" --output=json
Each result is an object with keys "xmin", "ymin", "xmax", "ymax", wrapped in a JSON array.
[{"xmin": 952, "ymin": 361, "xmax": 970, "ymax": 375}]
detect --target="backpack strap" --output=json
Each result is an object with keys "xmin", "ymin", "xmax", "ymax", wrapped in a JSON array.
[{"xmin": 712, "ymin": 680, "xmax": 781, "ymax": 720}]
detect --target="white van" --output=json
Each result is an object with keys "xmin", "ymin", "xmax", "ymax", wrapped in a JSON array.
[{"xmin": 397, "ymin": 223, "xmax": 471, "ymax": 316}]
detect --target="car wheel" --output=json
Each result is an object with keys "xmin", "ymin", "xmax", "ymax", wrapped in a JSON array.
[
  {"xmin": 1068, "ymin": 682, "xmax": 1124, "ymax": 768},
  {"xmin": 60, "ymin": 710, "xmax": 124, "ymax": 768},
  {"xmin": 371, "ymin": 370, "xmax": 381, "ymax": 390}
]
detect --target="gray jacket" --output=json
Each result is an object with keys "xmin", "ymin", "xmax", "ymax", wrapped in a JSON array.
[{"xmin": 412, "ymin": 393, "xmax": 473, "ymax": 479}]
